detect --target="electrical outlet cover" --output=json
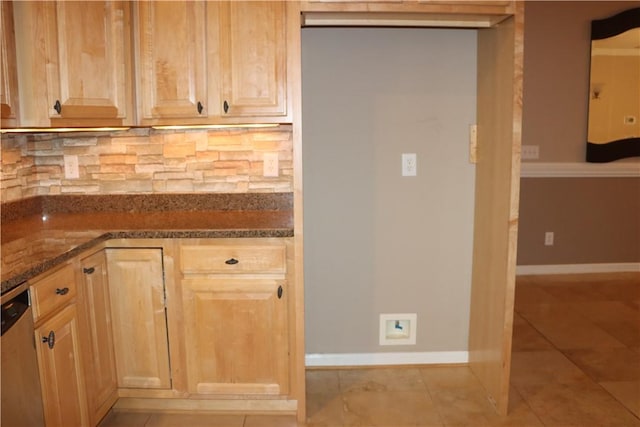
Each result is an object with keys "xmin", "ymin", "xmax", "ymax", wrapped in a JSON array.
[
  {"xmin": 263, "ymin": 152, "xmax": 279, "ymax": 177},
  {"xmin": 402, "ymin": 153, "xmax": 417, "ymax": 176},
  {"xmin": 63, "ymin": 155, "xmax": 80, "ymax": 179}
]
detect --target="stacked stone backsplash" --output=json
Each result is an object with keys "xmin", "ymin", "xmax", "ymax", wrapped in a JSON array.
[{"xmin": 0, "ymin": 126, "xmax": 293, "ymax": 203}]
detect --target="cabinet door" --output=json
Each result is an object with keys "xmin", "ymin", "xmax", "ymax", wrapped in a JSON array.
[
  {"xmin": 218, "ymin": 1, "xmax": 288, "ymax": 118},
  {"xmin": 106, "ymin": 248, "xmax": 171, "ymax": 389},
  {"xmin": 43, "ymin": 1, "xmax": 133, "ymax": 125},
  {"xmin": 182, "ymin": 278, "xmax": 289, "ymax": 396},
  {"xmin": 1, "ymin": 0, "xmax": 19, "ymax": 127},
  {"xmin": 79, "ymin": 250, "xmax": 118, "ymax": 426},
  {"xmin": 134, "ymin": 1, "xmax": 208, "ymax": 123},
  {"xmin": 35, "ymin": 304, "xmax": 89, "ymax": 427}
]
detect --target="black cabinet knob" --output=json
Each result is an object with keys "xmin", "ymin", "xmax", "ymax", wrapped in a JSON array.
[
  {"xmin": 53, "ymin": 100, "xmax": 62, "ymax": 114},
  {"xmin": 197, "ymin": 101, "xmax": 204, "ymax": 114},
  {"xmin": 277, "ymin": 285, "xmax": 283, "ymax": 299},
  {"xmin": 225, "ymin": 258, "xmax": 239, "ymax": 265},
  {"xmin": 223, "ymin": 100, "xmax": 229, "ymax": 113},
  {"xmin": 83, "ymin": 267, "xmax": 95, "ymax": 275},
  {"xmin": 55, "ymin": 287, "xmax": 69, "ymax": 296},
  {"xmin": 42, "ymin": 331, "xmax": 55, "ymax": 349}
]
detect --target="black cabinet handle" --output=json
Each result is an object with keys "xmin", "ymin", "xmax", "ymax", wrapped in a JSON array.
[
  {"xmin": 197, "ymin": 101, "xmax": 203, "ymax": 114},
  {"xmin": 42, "ymin": 331, "xmax": 55, "ymax": 349},
  {"xmin": 225, "ymin": 258, "xmax": 239, "ymax": 265},
  {"xmin": 277, "ymin": 285, "xmax": 283, "ymax": 299},
  {"xmin": 223, "ymin": 100, "xmax": 229, "ymax": 113},
  {"xmin": 55, "ymin": 287, "xmax": 69, "ymax": 296},
  {"xmin": 53, "ymin": 100, "xmax": 62, "ymax": 114},
  {"xmin": 83, "ymin": 267, "xmax": 95, "ymax": 275}
]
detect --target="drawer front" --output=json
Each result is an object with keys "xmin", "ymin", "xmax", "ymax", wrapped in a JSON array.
[
  {"xmin": 180, "ymin": 244, "xmax": 286, "ymax": 275},
  {"xmin": 30, "ymin": 264, "xmax": 77, "ymax": 322}
]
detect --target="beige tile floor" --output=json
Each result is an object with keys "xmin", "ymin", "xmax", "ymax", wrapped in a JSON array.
[{"xmin": 100, "ymin": 273, "xmax": 640, "ymax": 426}]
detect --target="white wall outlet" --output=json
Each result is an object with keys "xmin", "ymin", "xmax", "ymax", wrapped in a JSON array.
[
  {"xmin": 63, "ymin": 155, "xmax": 80, "ymax": 179},
  {"xmin": 263, "ymin": 152, "xmax": 279, "ymax": 177},
  {"xmin": 522, "ymin": 145, "xmax": 539, "ymax": 160},
  {"xmin": 401, "ymin": 153, "xmax": 417, "ymax": 176},
  {"xmin": 379, "ymin": 313, "xmax": 417, "ymax": 346},
  {"xmin": 544, "ymin": 231, "xmax": 554, "ymax": 246}
]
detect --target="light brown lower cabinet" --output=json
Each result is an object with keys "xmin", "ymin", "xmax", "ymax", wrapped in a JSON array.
[
  {"xmin": 105, "ymin": 248, "xmax": 171, "ymax": 390},
  {"xmin": 182, "ymin": 278, "xmax": 289, "ymax": 395},
  {"xmin": 34, "ymin": 303, "xmax": 89, "ymax": 427},
  {"xmin": 29, "ymin": 239, "xmax": 296, "ymax": 424},
  {"xmin": 31, "ymin": 263, "xmax": 89, "ymax": 427},
  {"xmin": 78, "ymin": 250, "xmax": 118, "ymax": 426},
  {"xmin": 179, "ymin": 239, "xmax": 291, "ymax": 397}
]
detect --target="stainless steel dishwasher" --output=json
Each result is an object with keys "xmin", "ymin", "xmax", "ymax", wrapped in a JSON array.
[{"xmin": 1, "ymin": 287, "xmax": 45, "ymax": 427}]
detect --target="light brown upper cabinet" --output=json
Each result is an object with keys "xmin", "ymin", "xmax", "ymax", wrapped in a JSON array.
[
  {"xmin": 217, "ymin": 1, "xmax": 289, "ymax": 120},
  {"xmin": 133, "ymin": 1, "xmax": 209, "ymax": 125},
  {"xmin": 1, "ymin": 1, "xmax": 20, "ymax": 128},
  {"xmin": 134, "ymin": 1, "xmax": 292, "ymax": 125},
  {"xmin": 13, "ymin": 1, "xmax": 134, "ymax": 127}
]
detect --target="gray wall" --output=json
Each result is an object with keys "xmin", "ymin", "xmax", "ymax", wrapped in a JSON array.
[
  {"xmin": 518, "ymin": 1, "xmax": 640, "ymax": 267},
  {"xmin": 302, "ymin": 28, "xmax": 476, "ymax": 354}
]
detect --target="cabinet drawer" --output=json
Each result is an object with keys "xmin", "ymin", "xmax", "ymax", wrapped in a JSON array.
[
  {"xmin": 180, "ymin": 244, "xmax": 286, "ymax": 275},
  {"xmin": 30, "ymin": 263, "xmax": 77, "ymax": 322}
]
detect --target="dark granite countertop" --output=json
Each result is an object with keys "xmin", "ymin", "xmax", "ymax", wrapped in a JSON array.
[{"xmin": 1, "ymin": 194, "xmax": 294, "ymax": 295}]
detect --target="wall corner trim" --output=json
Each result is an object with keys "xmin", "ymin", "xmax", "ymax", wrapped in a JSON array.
[
  {"xmin": 520, "ymin": 162, "xmax": 640, "ymax": 178},
  {"xmin": 305, "ymin": 351, "xmax": 469, "ymax": 367},
  {"xmin": 516, "ymin": 263, "xmax": 640, "ymax": 275}
]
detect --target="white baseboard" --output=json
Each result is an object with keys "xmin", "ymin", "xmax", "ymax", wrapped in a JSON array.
[
  {"xmin": 516, "ymin": 263, "xmax": 640, "ymax": 275},
  {"xmin": 305, "ymin": 351, "xmax": 468, "ymax": 367}
]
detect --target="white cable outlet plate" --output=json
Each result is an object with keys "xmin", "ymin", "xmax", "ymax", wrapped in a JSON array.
[{"xmin": 379, "ymin": 313, "xmax": 417, "ymax": 346}]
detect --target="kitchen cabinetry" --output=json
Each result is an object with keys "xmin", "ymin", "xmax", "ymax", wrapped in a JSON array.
[
  {"xmin": 9, "ymin": 1, "xmax": 292, "ymax": 127},
  {"xmin": 105, "ymin": 248, "xmax": 171, "ymax": 390},
  {"xmin": 217, "ymin": 1, "xmax": 289, "ymax": 119},
  {"xmin": 179, "ymin": 239, "xmax": 290, "ymax": 396},
  {"xmin": 13, "ymin": 1, "xmax": 133, "ymax": 127},
  {"xmin": 134, "ymin": 1, "xmax": 208, "ymax": 124},
  {"xmin": 297, "ymin": 0, "xmax": 523, "ymax": 417},
  {"xmin": 302, "ymin": 0, "xmax": 511, "ymax": 8},
  {"xmin": 31, "ymin": 263, "xmax": 89, "ymax": 427},
  {"xmin": 78, "ymin": 250, "xmax": 118, "ymax": 427},
  {"xmin": 299, "ymin": 0, "xmax": 515, "ymax": 27},
  {"xmin": 134, "ymin": 1, "xmax": 291, "ymax": 125},
  {"xmin": 1, "ymin": 0, "xmax": 19, "ymax": 128}
]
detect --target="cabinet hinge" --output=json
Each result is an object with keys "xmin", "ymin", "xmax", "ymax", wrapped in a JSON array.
[{"xmin": 469, "ymin": 124, "xmax": 478, "ymax": 164}]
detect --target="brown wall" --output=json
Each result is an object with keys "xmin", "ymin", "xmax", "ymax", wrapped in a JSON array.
[
  {"xmin": 521, "ymin": 1, "xmax": 636, "ymax": 161},
  {"xmin": 518, "ymin": 177, "xmax": 640, "ymax": 265},
  {"xmin": 518, "ymin": 1, "xmax": 640, "ymax": 267}
]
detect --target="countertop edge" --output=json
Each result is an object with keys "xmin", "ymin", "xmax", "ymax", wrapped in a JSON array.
[{"xmin": 1, "ymin": 228, "xmax": 294, "ymax": 295}]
